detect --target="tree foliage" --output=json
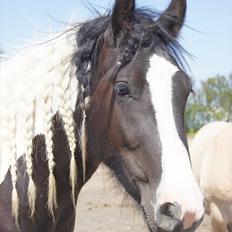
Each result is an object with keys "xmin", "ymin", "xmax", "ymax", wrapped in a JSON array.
[{"xmin": 185, "ymin": 73, "xmax": 232, "ymax": 133}]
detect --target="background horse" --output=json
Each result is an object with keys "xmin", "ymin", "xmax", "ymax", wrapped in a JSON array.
[
  {"xmin": 0, "ymin": 0, "xmax": 204, "ymax": 231},
  {"xmin": 190, "ymin": 121, "xmax": 232, "ymax": 232}
]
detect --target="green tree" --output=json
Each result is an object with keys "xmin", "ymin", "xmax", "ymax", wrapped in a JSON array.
[{"xmin": 185, "ymin": 73, "xmax": 232, "ymax": 133}]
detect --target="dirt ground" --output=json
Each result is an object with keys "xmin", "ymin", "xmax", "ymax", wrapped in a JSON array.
[{"xmin": 74, "ymin": 166, "xmax": 211, "ymax": 232}]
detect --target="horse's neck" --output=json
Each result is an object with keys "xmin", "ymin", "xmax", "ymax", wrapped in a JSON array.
[{"xmin": 0, "ymin": 30, "xmax": 79, "ymax": 184}]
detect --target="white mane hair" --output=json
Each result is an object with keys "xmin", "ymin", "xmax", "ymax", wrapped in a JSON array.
[{"xmin": 0, "ymin": 28, "xmax": 81, "ymax": 221}]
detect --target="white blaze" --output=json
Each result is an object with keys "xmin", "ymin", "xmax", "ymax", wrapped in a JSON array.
[{"xmin": 147, "ymin": 54, "xmax": 204, "ymax": 228}]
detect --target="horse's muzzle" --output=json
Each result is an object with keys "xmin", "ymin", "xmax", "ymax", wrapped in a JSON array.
[
  {"xmin": 155, "ymin": 202, "xmax": 183, "ymax": 231},
  {"xmin": 143, "ymin": 202, "xmax": 203, "ymax": 232}
]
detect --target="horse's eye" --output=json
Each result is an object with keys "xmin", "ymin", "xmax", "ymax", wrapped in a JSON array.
[{"xmin": 114, "ymin": 82, "xmax": 130, "ymax": 96}]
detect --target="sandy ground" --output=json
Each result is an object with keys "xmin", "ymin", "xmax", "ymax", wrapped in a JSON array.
[{"xmin": 74, "ymin": 166, "xmax": 211, "ymax": 232}]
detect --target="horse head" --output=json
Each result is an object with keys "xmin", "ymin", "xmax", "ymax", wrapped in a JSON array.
[
  {"xmin": 0, "ymin": 1, "xmax": 204, "ymax": 231},
  {"xmin": 77, "ymin": 0, "xmax": 204, "ymax": 231}
]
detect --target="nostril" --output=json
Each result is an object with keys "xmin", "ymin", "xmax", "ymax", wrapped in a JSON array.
[
  {"xmin": 156, "ymin": 202, "xmax": 183, "ymax": 232},
  {"xmin": 160, "ymin": 202, "xmax": 181, "ymax": 219}
]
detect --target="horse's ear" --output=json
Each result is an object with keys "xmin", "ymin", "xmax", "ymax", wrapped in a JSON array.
[
  {"xmin": 158, "ymin": 0, "xmax": 186, "ymax": 37},
  {"xmin": 111, "ymin": 0, "xmax": 135, "ymax": 39}
]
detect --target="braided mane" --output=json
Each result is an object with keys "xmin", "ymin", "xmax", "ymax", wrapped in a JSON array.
[{"xmin": 0, "ymin": 29, "xmax": 79, "ymax": 219}]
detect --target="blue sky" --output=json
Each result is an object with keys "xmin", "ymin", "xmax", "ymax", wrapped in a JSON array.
[{"xmin": 1, "ymin": 0, "xmax": 232, "ymax": 82}]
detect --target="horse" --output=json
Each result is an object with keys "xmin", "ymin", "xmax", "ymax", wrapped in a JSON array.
[
  {"xmin": 190, "ymin": 121, "xmax": 232, "ymax": 232},
  {"xmin": 0, "ymin": 0, "xmax": 204, "ymax": 231}
]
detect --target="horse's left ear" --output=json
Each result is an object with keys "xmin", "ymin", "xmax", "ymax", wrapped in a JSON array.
[
  {"xmin": 158, "ymin": 0, "xmax": 186, "ymax": 37},
  {"xmin": 111, "ymin": 0, "xmax": 135, "ymax": 39}
]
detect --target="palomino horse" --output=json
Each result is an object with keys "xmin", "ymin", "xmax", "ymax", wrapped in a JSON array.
[
  {"xmin": 190, "ymin": 121, "xmax": 232, "ymax": 232},
  {"xmin": 0, "ymin": 0, "xmax": 204, "ymax": 231}
]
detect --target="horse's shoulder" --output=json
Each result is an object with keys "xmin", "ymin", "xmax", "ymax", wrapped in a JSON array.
[
  {"xmin": 190, "ymin": 121, "xmax": 229, "ymax": 157},
  {"xmin": 197, "ymin": 122, "xmax": 232, "ymax": 201}
]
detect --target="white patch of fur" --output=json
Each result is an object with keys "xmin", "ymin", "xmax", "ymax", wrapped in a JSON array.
[
  {"xmin": 147, "ymin": 54, "xmax": 204, "ymax": 228},
  {"xmin": 0, "ymin": 29, "xmax": 79, "ymax": 218}
]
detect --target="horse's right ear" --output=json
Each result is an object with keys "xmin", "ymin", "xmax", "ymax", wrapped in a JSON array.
[
  {"xmin": 111, "ymin": 0, "xmax": 135, "ymax": 40},
  {"xmin": 158, "ymin": 0, "xmax": 186, "ymax": 38}
]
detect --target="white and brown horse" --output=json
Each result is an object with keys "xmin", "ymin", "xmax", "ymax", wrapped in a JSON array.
[
  {"xmin": 0, "ymin": 0, "xmax": 204, "ymax": 231},
  {"xmin": 190, "ymin": 121, "xmax": 232, "ymax": 232}
]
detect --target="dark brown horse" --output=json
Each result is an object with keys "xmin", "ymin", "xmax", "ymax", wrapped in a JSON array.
[{"xmin": 0, "ymin": 0, "xmax": 204, "ymax": 231}]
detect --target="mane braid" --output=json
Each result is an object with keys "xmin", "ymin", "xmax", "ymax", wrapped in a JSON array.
[
  {"xmin": 8, "ymin": 113, "xmax": 19, "ymax": 227},
  {"xmin": 24, "ymin": 98, "xmax": 36, "ymax": 217},
  {"xmin": 43, "ymin": 81, "xmax": 57, "ymax": 218},
  {"xmin": 80, "ymin": 93, "xmax": 90, "ymax": 182},
  {"xmin": 59, "ymin": 70, "xmax": 78, "ymax": 205}
]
